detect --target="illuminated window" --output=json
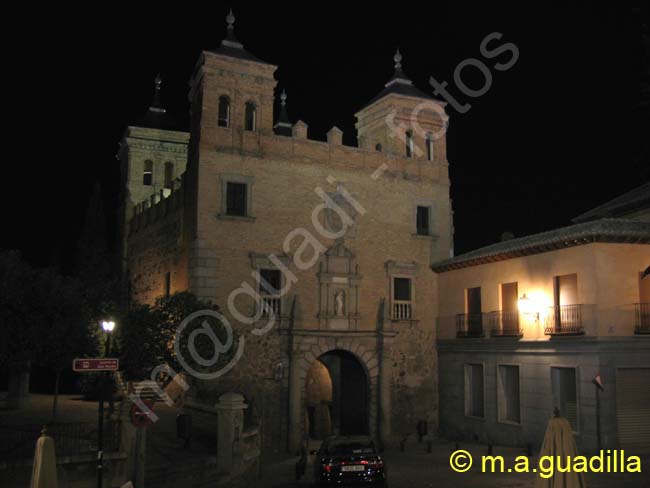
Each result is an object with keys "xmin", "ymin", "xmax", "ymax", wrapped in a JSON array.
[
  {"xmin": 245, "ymin": 101, "xmax": 257, "ymax": 131},
  {"xmin": 218, "ymin": 95, "xmax": 230, "ymax": 128},
  {"xmin": 143, "ymin": 160, "xmax": 153, "ymax": 186}
]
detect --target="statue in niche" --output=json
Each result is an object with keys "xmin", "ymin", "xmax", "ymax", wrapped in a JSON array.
[{"xmin": 335, "ymin": 290, "xmax": 345, "ymax": 316}]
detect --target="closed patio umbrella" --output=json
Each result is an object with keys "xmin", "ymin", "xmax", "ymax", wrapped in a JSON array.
[{"xmin": 30, "ymin": 427, "xmax": 58, "ymax": 488}]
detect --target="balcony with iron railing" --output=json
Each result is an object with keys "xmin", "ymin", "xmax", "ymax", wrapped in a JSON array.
[
  {"xmin": 392, "ymin": 300, "xmax": 412, "ymax": 320},
  {"xmin": 544, "ymin": 304, "xmax": 585, "ymax": 335},
  {"xmin": 487, "ymin": 310, "xmax": 523, "ymax": 337},
  {"xmin": 634, "ymin": 303, "xmax": 650, "ymax": 334},
  {"xmin": 456, "ymin": 313, "xmax": 485, "ymax": 338}
]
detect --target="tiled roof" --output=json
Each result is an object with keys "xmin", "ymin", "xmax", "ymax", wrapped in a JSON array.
[
  {"xmin": 572, "ymin": 182, "xmax": 650, "ymax": 222},
  {"xmin": 432, "ymin": 218, "xmax": 650, "ymax": 272}
]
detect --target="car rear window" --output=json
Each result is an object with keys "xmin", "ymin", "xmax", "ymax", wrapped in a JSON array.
[{"xmin": 324, "ymin": 441, "xmax": 375, "ymax": 455}]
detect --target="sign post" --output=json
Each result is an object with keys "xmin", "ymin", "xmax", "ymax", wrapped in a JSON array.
[{"xmin": 73, "ymin": 356, "xmax": 119, "ymax": 488}]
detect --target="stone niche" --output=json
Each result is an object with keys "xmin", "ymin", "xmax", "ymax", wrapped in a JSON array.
[{"xmin": 316, "ymin": 240, "xmax": 362, "ymax": 330}]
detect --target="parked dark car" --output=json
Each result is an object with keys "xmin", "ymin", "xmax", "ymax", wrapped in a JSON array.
[{"xmin": 312, "ymin": 436, "xmax": 387, "ymax": 487}]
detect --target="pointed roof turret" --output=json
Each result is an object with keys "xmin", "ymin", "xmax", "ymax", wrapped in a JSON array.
[
  {"xmin": 212, "ymin": 9, "xmax": 272, "ymax": 65},
  {"xmin": 360, "ymin": 49, "xmax": 434, "ymax": 109},
  {"xmin": 137, "ymin": 74, "xmax": 178, "ymax": 130},
  {"xmin": 274, "ymin": 89, "xmax": 292, "ymax": 136}
]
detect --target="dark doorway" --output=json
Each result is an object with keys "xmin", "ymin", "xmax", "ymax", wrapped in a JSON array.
[{"xmin": 305, "ymin": 350, "xmax": 369, "ymax": 438}]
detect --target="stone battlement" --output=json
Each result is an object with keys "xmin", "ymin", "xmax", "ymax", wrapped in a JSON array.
[{"xmin": 129, "ymin": 175, "xmax": 185, "ymax": 234}]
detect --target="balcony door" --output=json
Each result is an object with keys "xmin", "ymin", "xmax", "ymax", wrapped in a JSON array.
[
  {"xmin": 467, "ymin": 287, "xmax": 482, "ymax": 335},
  {"xmin": 553, "ymin": 274, "xmax": 578, "ymax": 330},
  {"xmin": 639, "ymin": 272, "xmax": 650, "ymax": 330},
  {"xmin": 500, "ymin": 282, "xmax": 519, "ymax": 333}
]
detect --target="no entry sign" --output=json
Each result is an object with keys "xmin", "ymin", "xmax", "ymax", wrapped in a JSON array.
[{"xmin": 72, "ymin": 358, "xmax": 119, "ymax": 372}]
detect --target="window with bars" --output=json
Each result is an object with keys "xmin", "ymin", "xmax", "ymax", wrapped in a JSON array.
[
  {"xmin": 226, "ymin": 182, "xmax": 247, "ymax": 216},
  {"xmin": 498, "ymin": 365, "xmax": 521, "ymax": 423},
  {"xmin": 465, "ymin": 363, "xmax": 485, "ymax": 418}
]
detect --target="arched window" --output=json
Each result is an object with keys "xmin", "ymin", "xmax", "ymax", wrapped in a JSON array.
[
  {"xmin": 405, "ymin": 131, "xmax": 414, "ymax": 158},
  {"xmin": 426, "ymin": 132, "xmax": 434, "ymax": 161},
  {"xmin": 143, "ymin": 160, "xmax": 153, "ymax": 186},
  {"xmin": 245, "ymin": 101, "xmax": 257, "ymax": 131},
  {"xmin": 218, "ymin": 95, "xmax": 230, "ymax": 128},
  {"xmin": 375, "ymin": 143, "xmax": 382, "ymax": 152},
  {"xmin": 164, "ymin": 162, "xmax": 174, "ymax": 189}
]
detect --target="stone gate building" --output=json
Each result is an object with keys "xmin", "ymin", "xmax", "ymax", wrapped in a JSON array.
[{"xmin": 118, "ymin": 11, "xmax": 452, "ymax": 452}]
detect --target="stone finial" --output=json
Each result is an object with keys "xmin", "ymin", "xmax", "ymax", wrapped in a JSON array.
[
  {"xmin": 327, "ymin": 126, "xmax": 343, "ymax": 145},
  {"xmin": 292, "ymin": 120, "xmax": 308, "ymax": 139},
  {"xmin": 394, "ymin": 49, "xmax": 402, "ymax": 70},
  {"xmin": 226, "ymin": 8, "xmax": 235, "ymax": 30},
  {"xmin": 280, "ymin": 89, "xmax": 287, "ymax": 107}
]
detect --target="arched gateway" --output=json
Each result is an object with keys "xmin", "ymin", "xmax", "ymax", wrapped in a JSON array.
[
  {"xmin": 287, "ymin": 333, "xmax": 391, "ymax": 453},
  {"xmin": 305, "ymin": 350, "xmax": 369, "ymax": 439}
]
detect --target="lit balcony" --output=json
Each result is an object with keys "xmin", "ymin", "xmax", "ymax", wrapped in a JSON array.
[
  {"xmin": 634, "ymin": 303, "xmax": 650, "ymax": 334},
  {"xmin": 544, "ymin": 304, "xmax": 584, "ymax": 335},
  {"xmin": 456, "ymin": 313, "xmax": 485, "ymax": 338},
  {"xmin": 487, "ymin": 311, "xmax": 523, "ymax": 337}
]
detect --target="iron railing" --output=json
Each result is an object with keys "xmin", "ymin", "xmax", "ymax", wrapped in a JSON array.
[
  {"xmin": 544, "ymin": 304, "xmax": 584, "ymax": 335},
  {"xmin": 635, "ymin": 303, "xmax": 650, "ymax": 334},
  {"xmin": 487, "ymin": 311, "xmax": 522, "ymax": 337},
  {"xmin": 0, "ymin": 421, "xmax": 120, "ymax": 463},
  {"xmin": 456, "ymin": 313, "xmax": 485, "ymax": 338},
  {"xmin": 392, "ymin": 301, "xmax": 412, "ymax": 320}
]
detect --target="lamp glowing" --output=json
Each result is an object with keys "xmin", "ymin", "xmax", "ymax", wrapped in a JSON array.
[
  {"xmin": 518, "ymin": 294, "xmax": 532, "ymax": 314},
  {"xmin": 101, "ymin": 320, "xmax": 115, "ymax": 333}
]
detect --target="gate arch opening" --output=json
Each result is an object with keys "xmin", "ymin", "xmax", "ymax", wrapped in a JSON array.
[{"xmin": 304, "ymin": 349, "xmax": 369, "ymax": 439}]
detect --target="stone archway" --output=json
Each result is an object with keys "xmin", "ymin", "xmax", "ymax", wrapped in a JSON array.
[
  {"xmin": 305, "ymin": 350, "xmax": 370, "ymax": 439},
  {"xmin": 288, "ymin": 334, "xmax": 380, "ymax": 452}
]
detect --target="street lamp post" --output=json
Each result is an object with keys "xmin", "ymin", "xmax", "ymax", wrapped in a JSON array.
[{"xmin": 97, "ymin": 320, "xmax": 115, "ymax": 488}]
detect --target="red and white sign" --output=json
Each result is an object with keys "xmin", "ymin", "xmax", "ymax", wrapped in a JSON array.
[
  {"xmin": 131, "ymin": 400, "xmax": 155, "ymax": 427},
  {"xmin": 72, "ymin": 358, "xmax": 119, "ymax": 372}
]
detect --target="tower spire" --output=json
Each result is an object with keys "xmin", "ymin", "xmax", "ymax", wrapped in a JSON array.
[
  {"xmin": 222, "ymin": 8, "xmax": 243, "ymax": 48},
  {"xmin": 386, "ymin": 48, "xmax": 412, "ymax": 87},
  {"xmin": 274, "ymin": 89, "xmax": 292, "ymax": 136},
  {"xmin": 150, "ymin": 74, "xmax": 165, "ymax": 113}
]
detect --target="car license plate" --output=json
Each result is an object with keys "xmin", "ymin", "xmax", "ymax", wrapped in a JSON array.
[{"xmin": 341, "ymin": 465, "xmax": 365, "ymax": 472}]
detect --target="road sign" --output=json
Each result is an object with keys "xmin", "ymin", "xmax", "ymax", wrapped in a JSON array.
[
  {"xmin": 72, "ymin": 358, "xmax": 119, "ymax": 372},
  {"xmin": 131, "ymin": 400, "xmax": 155, "ymax": 427}
]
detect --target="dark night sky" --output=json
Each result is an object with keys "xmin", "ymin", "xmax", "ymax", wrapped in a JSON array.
[{"xmin": 4, "ymin": 3, "xmax": 648, "ymax": 269}]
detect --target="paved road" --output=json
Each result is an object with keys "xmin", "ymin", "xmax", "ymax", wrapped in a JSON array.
[{"xmin": 260, "ymin": 441, "xmax": 650, "ymax": 488}]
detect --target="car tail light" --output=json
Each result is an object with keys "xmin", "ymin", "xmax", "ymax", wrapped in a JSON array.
[{"xmin": 322, "ymin": 463, "xmax": 331, "ymax": 473}]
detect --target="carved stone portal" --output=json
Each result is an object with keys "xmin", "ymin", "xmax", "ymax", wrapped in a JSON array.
[{"xmin": 317, "ymin": 240, "xmax": 361, "ymax": 330}]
